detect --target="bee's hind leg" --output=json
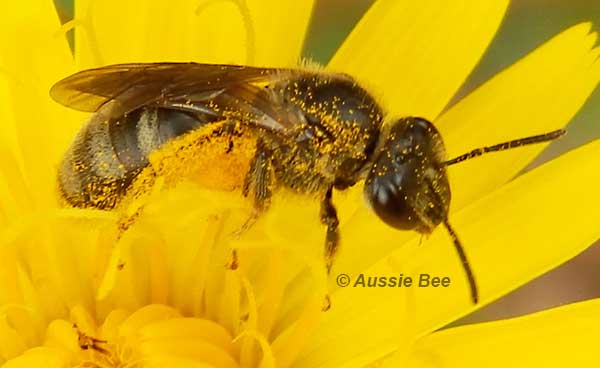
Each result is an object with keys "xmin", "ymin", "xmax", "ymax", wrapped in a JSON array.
[{"xmin": 320, "ymin": 186, "xmax": 339, "ymax": 311}]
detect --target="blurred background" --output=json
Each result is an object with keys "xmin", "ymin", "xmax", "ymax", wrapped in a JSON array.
[{"xmin": 54, "ymin": 0, "xmax": 600, "ymax": 325}]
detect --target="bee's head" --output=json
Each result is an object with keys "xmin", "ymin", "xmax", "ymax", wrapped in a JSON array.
[
  {"xmin": 364, "ymin": 117, "xmax": 564, "ymax": 305},
  {"xmin": 364, "ymin": 117, "xmax": 450, "ymax": 233}
]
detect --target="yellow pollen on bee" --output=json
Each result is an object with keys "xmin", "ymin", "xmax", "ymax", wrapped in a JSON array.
[{"xmin": 123, "ymin": 121, "xmax": 256, "ymax": 205}]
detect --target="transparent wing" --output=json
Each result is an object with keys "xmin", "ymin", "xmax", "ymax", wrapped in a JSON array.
[{"xmin": 50, "ymin": 63, "xmax": 303, "ymax": 130}]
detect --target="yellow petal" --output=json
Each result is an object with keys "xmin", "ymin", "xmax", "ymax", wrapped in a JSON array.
[
  {"xmin": 0, "ymin": 316, "xmax": 27, "ymax": 362},
  {"xmin": 2, "ymin": 1, "xmax": 82, "ymax": 210},
  {"xmin": 438, "ymin": 22, "xmax": 600, "ymax": 210},
  {"xmin": 328, "ymin": 0, "xmax": 508, "ymax": 119},
  {"xmin": 140, "ymin": 318, "xmax": 235, "ymax": 355},
  {"xmin": 140, "ymin": 339, "xmax": 239, "ymax": 368},
  {"xmin": 269, "ymin": 294, "xmax": 322, "ymax": 368},
  {"xmin": 0, "ymin": 79, "xmax": 19, "ymax": 169},
  {"xmin": 235, "ymin": 330, "xmax": 275, "ymax": 368},
  {"xmin": 119, "ymin": 304, "xmax": 182, "ymax": 339},
  {"xmin": 295, "ymin": 138, "xmax": 600, "ymax": 368},
  {"xmin": 0, "ymin": 148, "xmax": 31, "ymax": 228},
  {"xmin": 4, "ymin": 215, "xmax": 113, "ymax": 323},
  {"xmin": 399, "ymin": 299, "xmax": 600, "ymax": 367},
  {"xmin": 144, "ymin": 355, "xmax": 214, "ymax": 368},
  {"xmin": 0, "ymin": 246, "xmax": 21, "ymax": 306},
  {"xmin": 1, "ymin": 347, "xmax": 67, "ymax": 368},
  {"xmin": 43, "ymin": 320, "xmax": 79, "ymax": 354},
  {"xmin": 1, "ymin": 1, "xmax": 73, "ymax": 92},
  {"xmin": 73, "ymin": 0, "xmax": 314, "ymax": 68},
  {"xmin": 98, "ymin": 309, "xmax": 129, "ymax": 344}
]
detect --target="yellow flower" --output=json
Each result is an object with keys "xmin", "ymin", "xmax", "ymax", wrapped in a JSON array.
[{"xmin": 1, "ymin": 0, "xmax": 600, "ymax": 367}]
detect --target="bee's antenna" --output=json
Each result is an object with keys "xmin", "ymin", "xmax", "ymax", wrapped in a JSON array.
[
  {"xmin": 443, "ymin": 129, "xmax": 565, "ymax": 166},
  {"xmin": 443, "ymin": 219, "xmax": 478, "ymax": 304}
]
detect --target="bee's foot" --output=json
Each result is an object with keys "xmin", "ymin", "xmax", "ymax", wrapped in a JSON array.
[
  {"xmin": 226, "ymin": 249, "xmax": 239, "ymax": 270},
  {"xmin": 231, "ymin": 226, "xmax": 246, "ymax": 239},
  {"xmin": 321, "ymin": 294, "xmax": 331, "ymax": 312},
  {"xmin": 232, "ymin": 210, "xmax": 259, "ymax": 238}
]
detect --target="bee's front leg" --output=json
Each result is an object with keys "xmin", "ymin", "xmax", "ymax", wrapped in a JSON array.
[
  {"xmin": 320, "ymin": 186, "xmax": 339, "ymax": 275},
  {"xmin": 320, "ymin": 186, "xmax": 339, "ymax": 311}
]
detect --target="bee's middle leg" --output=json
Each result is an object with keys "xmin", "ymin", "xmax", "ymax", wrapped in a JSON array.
[
  {"xmin": 228, "ymin": 143, "xmax": 273, "ymax": 269},
  {"xmin": 238, "ymin": 141, "xmax": 274, "ymax": 234}
]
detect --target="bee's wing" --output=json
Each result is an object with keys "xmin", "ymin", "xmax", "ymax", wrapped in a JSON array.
[{"xmin": 50, "ymin": 63, "xmax": 305, "ymax": 131}]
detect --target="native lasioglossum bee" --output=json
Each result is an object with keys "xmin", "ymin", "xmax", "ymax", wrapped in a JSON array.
[{"xmin": 51, "ymin": 63, "xmax": 565, "ymax": 304}]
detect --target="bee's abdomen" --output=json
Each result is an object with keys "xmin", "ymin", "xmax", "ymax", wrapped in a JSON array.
[{"xmin": 58, "ymin": 108, "xmax": 211, "ymax": 209}]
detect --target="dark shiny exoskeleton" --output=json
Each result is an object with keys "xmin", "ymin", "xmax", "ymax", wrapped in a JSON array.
[
  {"xmin": 365, "ymin": 117, "xmax": 450, "ymax": 233},
  {"xmin": 52, "ymin": 63, "xmax": 566, "ymax": 304}
]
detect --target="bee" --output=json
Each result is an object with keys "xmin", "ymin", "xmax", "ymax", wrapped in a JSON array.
[{"xmin": 51, "ymin": 63, "xmax": 565, "ymax": 304}]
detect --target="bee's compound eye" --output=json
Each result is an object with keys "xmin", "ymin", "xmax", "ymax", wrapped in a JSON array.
[{"xmin": 364, "ymin": 172, "xmax": 421, "ymax": 231}]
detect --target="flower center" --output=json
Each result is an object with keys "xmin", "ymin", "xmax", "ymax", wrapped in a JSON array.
[
  {"xmin": 39, "ymin": 305, "xmax": 242, "ymax": 368},
  {"xmin": 0, "ymin": 149, "xmax": 325, "ymax": 368}
]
